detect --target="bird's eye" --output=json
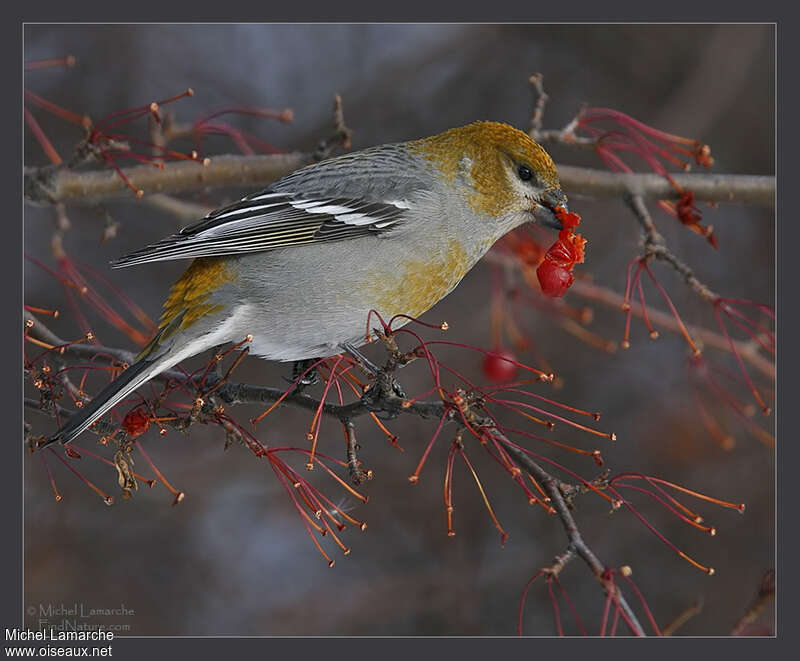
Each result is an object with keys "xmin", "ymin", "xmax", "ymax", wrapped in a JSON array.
[{"xmin": 518, "ymin": 165, "xmax": 533, "ymax": 182}]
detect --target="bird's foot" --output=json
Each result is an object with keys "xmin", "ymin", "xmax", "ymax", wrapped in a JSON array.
[
  {"xmin": 341, "ymin": 342, "xmax": 406, "ymax": 399},
  {"xmin": 287, "ymin": 359, "xmax": 320, "ymax": 393},
  {"xmin": 390, "ymin": 380, "xmax": 406, "ymax": 399}
]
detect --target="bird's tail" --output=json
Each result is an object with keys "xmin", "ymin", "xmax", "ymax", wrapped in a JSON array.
[
  {"xmin": 39, "ymin": 353, "xmax": 170, "ymax": 448},
  {"xmin": 38, "ymin": 312, "xmax": 194, "ymax": 448},
  {"xmin": 38, "ymin": 303, "xmax": 241, "ymax": 449}
]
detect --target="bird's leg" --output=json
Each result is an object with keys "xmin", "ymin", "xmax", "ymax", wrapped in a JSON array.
[
  {"xmin": 341, "ymin": 342, "xmax": 381, "ymax": 376},
  {"xmin": 341, "ymin": 342, "xmax": 406, "ymax": 400},
  {"xmin": 287, "ymin": 358, "xmax": 320, "ymax": 394}
]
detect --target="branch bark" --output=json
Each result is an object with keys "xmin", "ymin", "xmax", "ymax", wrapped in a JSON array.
[
  {"xmin": 24, "ymin": 153, "xmax": 311, "ymax": 205},
  {"xmin": 25, "ymin": 155, "xmax": 775, "ymax": 209},
  {"xmin": 558, "ymin": 166, "xmax": 774, "ymax": 208}
]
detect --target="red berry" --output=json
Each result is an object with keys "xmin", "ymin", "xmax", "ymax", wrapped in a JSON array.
[
  {"xmin": 122, "ymin": 408, "xmax": 151, "ymax": 439},
  {"xmin": 545, "ymin": 235, "xmax": 575, "ymax": 267},
  {"xmin": 482, "ymin": 349, "xmax": 519, "ymax": 383},
  {"xmin": 554, "ymin": 206, "xmax": 582, "ymax": 230},
  {"xmin": 536, "ymin": 261, "xmax": 574, "ymax": 297}
]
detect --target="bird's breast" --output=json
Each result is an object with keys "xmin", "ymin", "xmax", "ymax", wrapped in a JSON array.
[{"xmin": 362, "ymin": 238, "xmax": 476, "ymax": 319}]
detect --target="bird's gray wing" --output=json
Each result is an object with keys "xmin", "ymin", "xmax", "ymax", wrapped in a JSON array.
[
  {"xmin": 111, "ymin": 191, "xmax": 410, "ymax": 268},
  {"xmin": 111, "ymin": 143, "xmax": 431, "ymax": 268}
]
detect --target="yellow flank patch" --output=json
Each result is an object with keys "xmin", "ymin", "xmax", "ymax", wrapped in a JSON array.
[
  {"xmin": 369, "ymin": 239, "xmax": 469, "ymax": 319},
  {"xmin": 408, "ymin": 121, "xmax": 559, "ymax": 217},
  {"xmin": 159, "ymin": 258, "xmax": 234, "ymax": 332}
]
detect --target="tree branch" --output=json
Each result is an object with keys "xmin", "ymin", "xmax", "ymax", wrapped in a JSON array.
[
  {"xmin": 626, "ymin": 193, "xmax": 719, "ymax": 303},
  {"xmin": 25, "ymin": 156, "xmax": 774, "ymax": 209},
  {"xmin": 24, "ymin": 153, "xmax": 312, "ymax": 205},
  {"xmin": 558, "ymin": 166, "xmax": 773, "ymax": 208},
  {"xmin": 569, "ymin": 279, "xmax": 775, "ymax": 380},
  {"xmin": 525, "ymin": 73, "xmax": 773, "ymax": 208},
  {"xmin": 482, "ymin": 254, "xmax": 775, "ymax": 380},
  {"xmin": 499, "ymin": 436, "xmax": 646, "ymax": 636},
  {"xmin": 25, "ymin": 310, "xmax": 648, "ymax": 635},
  {"xmin": 25, "ymin": 94, "xmax": 354, "ymax": 208}
]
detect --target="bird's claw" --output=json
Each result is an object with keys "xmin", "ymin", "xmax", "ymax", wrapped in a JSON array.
[
  {"xmin": 288, "ymin": 359, "xmax": 320, "ymax": 392},
  {"xmin": 391, "ymin": 380, "xmax": 406, "ymax": 399}
]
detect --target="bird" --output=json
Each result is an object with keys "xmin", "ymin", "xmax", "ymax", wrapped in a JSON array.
[{"xmin": 41, "ymin": 120, "xmax": 568, "ymax": 447}]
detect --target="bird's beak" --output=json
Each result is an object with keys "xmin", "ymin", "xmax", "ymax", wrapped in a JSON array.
[{"xmin": 532, "ymin": 189, "xmax": 568, "ymax": 230}]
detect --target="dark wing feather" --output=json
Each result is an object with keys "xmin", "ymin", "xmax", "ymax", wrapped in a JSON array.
[{"xmin": 111, "ymin": 192, "xmax": 407, "ymax": 268}]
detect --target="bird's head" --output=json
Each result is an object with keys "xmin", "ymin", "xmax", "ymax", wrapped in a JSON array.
[{"xmin": 411, "ymin": 121, "xmax": 568, "ymax": 233}]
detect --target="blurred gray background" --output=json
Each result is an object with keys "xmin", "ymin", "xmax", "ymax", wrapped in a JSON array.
[{"xmin": 23, "ymin": 24, "xmax": 774, "ymax": 636}]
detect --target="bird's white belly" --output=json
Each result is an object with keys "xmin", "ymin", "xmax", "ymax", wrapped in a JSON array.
[{"xmin": 229, "ymin": 301, "xmax": 373, "ymax": 362}]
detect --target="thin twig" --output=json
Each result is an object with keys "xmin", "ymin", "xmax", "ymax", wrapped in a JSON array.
[
  {"xmin": 626, "ymin": 193, "xmax": 718, "ymax": 302},
  {"xmin": 25, "ymin": 94, "xmax": 353, "ymax": 206},
  {"xmin": 731, "ymin": 569, "xmax": 775, "ymax": 636},
  {"xmin": 25, "ymin": 309, "xmax": 646, "ymax": 634},
  {"xmin": 343, "ymin": 420, "xmax": 371, "ymax": 485},
  {"xmin": 662, "ymin": 598, "xmax": 704, "ymax": 636},
  {"xmin": 570, "ymin": 279, "xmax": 774, "ymax": 380},
  {"xmin": 528, "ymin": 73, "xmax": 550, "ymax": 136},
  {"xmin": 499, "ymin": 435, "xmax": 646, "ymax": 636},
  {"xmin": 482, "ymin": 255, "xmax": 775, "ymax": 380}
]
